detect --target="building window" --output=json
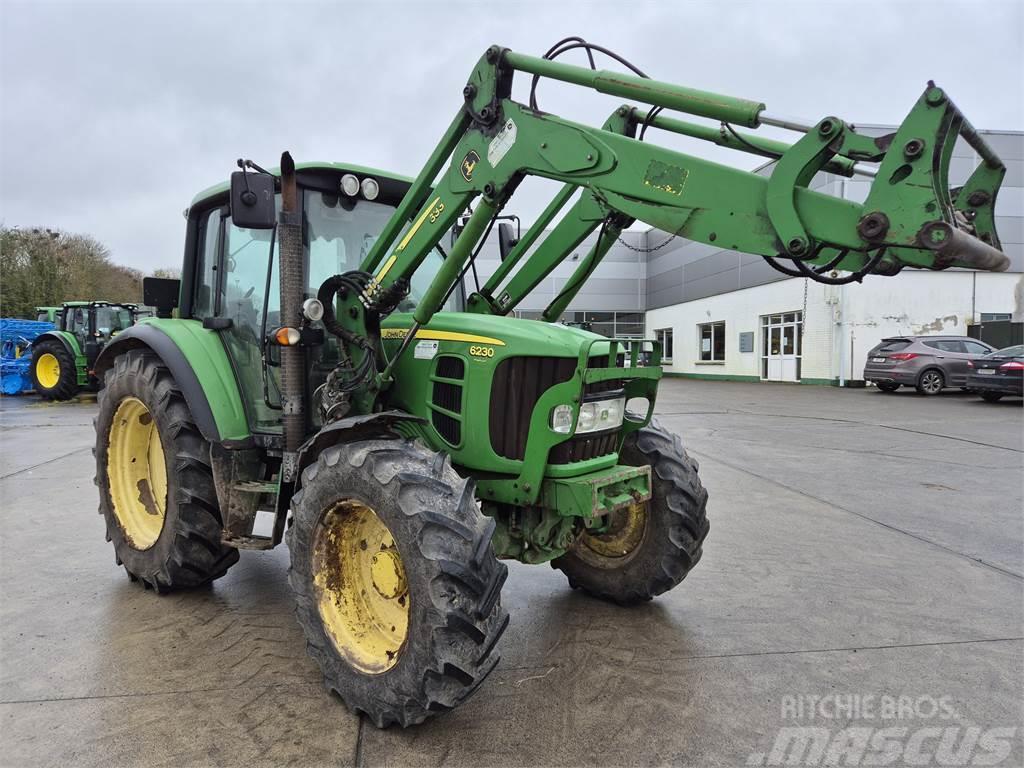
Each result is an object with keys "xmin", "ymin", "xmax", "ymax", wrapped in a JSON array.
[
  {"xmin": 980, "ymin": 313, "xmax": 1012, "ymax": 321},
  {"xmin": 655, "ymin": 328, "xmax": 673, "ymax": 362},
  {"xmin": 698, "ymin": 321, "xmax": 725, "ymax": 361}
]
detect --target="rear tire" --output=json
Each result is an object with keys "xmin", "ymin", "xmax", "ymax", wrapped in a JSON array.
[
  {"xmin": 31, "ymin": 340, "xmax": 78, "ymax": 401},
  {"xmin": 551, "ymin": 420, "xmax": 710, "ymax": 605},
  {"xmin": 916, "ymin": 369, "xmax": 945, "ymax": 396},
  {"xmin": 876, "ymin": 382, "xmax": 900, "ymax": 393},
  {"xmin": 980, "ymin": 392, "xmax": 1004, "ymax": 403},
  {"xmin": 287, "ymin": 439, "xmax": 509, "ymax": 728},
  {"xmin": 94, "ymin": 350, "xmax": 239, "ymax": 592}
]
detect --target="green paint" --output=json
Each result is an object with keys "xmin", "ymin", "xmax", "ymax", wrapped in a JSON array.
[{"xmin": 136, "ymin": 318, "xmax": 250, "ymax": 441}]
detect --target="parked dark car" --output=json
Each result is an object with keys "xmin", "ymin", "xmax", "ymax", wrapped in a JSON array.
[
  {"xmin": 864, "ymin": 335, "xmax": 996, "ymax": 395},
  {"xmin": 966, "ymin": 345, "xmax": 1024, "ymax": 402}
]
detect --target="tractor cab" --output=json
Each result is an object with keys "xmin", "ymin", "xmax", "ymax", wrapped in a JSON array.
[{"xmin": 174, "ymin": 163, "xmax": 462, "ymax": 433}]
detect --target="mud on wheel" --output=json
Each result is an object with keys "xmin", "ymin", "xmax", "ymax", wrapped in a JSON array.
[
  {"xmin": 94, "ymin": 349, "xmax": 239, "ymax": 591},
  {"xmin": 31, "ymin": 339, "xmax": 78, "ymax": 401},
  {"xmin": 552, "ymin": 419, "xmax": 710, "ymax": 605},
  {"xmin": 287, "ymin": 439, "xmax": 509, "ymax": 728}
]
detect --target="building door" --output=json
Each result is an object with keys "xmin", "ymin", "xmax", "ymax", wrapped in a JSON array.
[{"xmin": 762, "ymin": 312, "xmax": 802, "ymax": 382}]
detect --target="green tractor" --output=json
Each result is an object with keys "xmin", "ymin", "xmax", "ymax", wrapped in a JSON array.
[
  {"xmin": 31, "ymin": 301, "xmax": 146, "ymax": 400},
  {"xmin": 92, "ymin": 42, "xmax": 1008, "ymax": 727},
  {"xmin": 35, "ymin": 306, "xmax": 61, "ymax": 323}
]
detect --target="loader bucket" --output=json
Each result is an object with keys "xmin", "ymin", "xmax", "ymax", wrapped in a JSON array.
[{"xmin": 859, "ymin": 83, "xmax": 1009, "ymax": 272}]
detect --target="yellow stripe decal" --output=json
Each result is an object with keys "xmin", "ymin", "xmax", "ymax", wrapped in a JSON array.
[
  {"xmin": 381, "ymin": 328, "xmax": 505, "ymax": 346},
  {"xmin": 375, "ymin": 254, "xmax": 398, "ymax": 282},
  {"xmin": 396, "ymin": 196, "xmax": 441, "ymax": 253},
  {"xmin": 415, "ymin": 330, "xmax": 505, "ymax": 346}
]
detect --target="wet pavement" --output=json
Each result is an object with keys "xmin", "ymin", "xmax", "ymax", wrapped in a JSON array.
[{"xmin": 1, "ymin": 381, "xmax": 1021, "ymax": 767}]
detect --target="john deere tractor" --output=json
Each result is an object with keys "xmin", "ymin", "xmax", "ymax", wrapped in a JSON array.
[
  {"xmin": 31, "ymin": 301, "xmax": 144, "ymax": 400},
  {"xmin": 93, "ymin": 41, "xmax": 1009, "ymax": 727}
]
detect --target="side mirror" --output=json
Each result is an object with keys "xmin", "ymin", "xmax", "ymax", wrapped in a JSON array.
[
  {"xmin": 230, "ymin": 171, "xmax": 276, "ymax": 230},
  {"xmin": 143, "ymin": 277, "xmax": 180, "ymax": 319},
  {"xmin": 498, "ymin": 222, "xmax": 519, "ymax": 261}
]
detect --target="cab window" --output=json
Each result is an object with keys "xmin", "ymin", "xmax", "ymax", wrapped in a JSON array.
[{"xmin": 193, "ymin": 208, "xmax": 222, "ymax": 318}]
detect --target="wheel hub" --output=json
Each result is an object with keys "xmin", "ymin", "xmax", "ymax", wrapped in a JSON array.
[
  {"xmin": 370, "ymin": 549, "xmax": 407, "ymax": 599},
  {"xmin": 106, "ymin": 397, "xmax": 167, "ymax": 550},
  {"xmin": 312, "ymin": 500, "xmax": 409, "ymax": 674},
  {"xmin": 579, "ymin": 501, "xmax": 648, "ymax": 562},
  {"xmin": 36, "ymin": 353, "xmax": 61, "ymax": 389}
]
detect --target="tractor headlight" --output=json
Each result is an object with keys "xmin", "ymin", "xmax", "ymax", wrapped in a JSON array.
[
  {"xmin": 360, "ymin": 177, "xmax": 379, "ymax": 201},
  {"xmin": 302, "ymin": 298, "xmax": 324, "ymax": 322},
  {"xmin": 550, "ymin": 397, "xmax": 625, "ymax": 435},
  {"xmin": 340, "ymin": 173, "xmax": 360, "ymax": 197},
  {"xmin": 551, "ymin": 404, "xmax": 574, "ymax": 434}
]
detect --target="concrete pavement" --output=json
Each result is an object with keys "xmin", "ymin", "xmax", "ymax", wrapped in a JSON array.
[{"xmin": 1, "ymin": 382, "xmax": 1021, "ymax": 767}]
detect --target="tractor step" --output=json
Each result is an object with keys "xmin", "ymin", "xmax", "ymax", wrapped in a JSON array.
[
  {"xmin": 222, "ymin": 533, "xmax": 275, "ymax": 550},
  {"xmin": 233, "ymin": 481, "xmax": 278, "ymax": 495}
]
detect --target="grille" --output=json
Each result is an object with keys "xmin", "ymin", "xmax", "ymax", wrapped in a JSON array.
[
  {"xmin": 436, "ymin": 356, "xmax": 465, "ymax": 379},
  {"xmin": 431, "ymin": 355, "xmax": 464, "ymax": 446},
  {"xmin": 489, "ymin": 355, "xmax": 621, "ymax": 463},
  {"xmin": 432, "ymin": 410, "xmax": 461, "ymax": 445},
  {"xmin": 549, "ymin": 429, "xmax": 620, "ymax": 463}
]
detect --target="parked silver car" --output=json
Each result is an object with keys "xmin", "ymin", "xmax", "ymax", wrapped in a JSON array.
[{"xmin": 864, "ymin": 335, "xmax": 996, "ymax": 395}]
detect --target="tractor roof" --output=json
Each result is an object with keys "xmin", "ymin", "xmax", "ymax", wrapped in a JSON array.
[
  {"xmin": 189, "ymin": 161, "xmax": 413, "ymax": 207},
  {"xmin": 62, "ymin": 301, "xmax": 138, "ymax": 308}
]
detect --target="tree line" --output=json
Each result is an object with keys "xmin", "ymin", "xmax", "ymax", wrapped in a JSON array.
[{"xmin": 0, "ymin": 227, "xmax": 178, "ymax": 319}]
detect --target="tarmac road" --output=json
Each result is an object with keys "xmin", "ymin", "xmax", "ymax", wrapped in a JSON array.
[{"xmin": 1, "ymin": 381, "xmax": 1021, "ymax": 767}]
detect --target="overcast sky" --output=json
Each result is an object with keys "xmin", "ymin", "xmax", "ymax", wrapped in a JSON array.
[{"xmin": 1, "ymin": 0, "xmax": 1021, "ymax": 273}]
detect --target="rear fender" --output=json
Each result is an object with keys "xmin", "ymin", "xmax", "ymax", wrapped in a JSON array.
[{"xmin": 94, "ymin": 320, "xmax": 250, "ymax": 445}]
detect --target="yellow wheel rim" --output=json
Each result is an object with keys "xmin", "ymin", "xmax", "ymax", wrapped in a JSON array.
[
  {"xmin": 578, "ymin": 502, "xmax": 648, "ymax": 565},
  {"xmin": 36, "ymin": 353, "xmax": 61, "ymax": 389},
  {"xmin": 106, "ymin": 397, "xmax": 168, "ymax": 550},
  {"xmin": 313, "ymin": 501, "xmax": 409, "ymax": 674}
]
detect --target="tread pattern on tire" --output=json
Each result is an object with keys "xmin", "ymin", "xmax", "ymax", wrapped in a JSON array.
[
  {"xmin": 287, "ymin": 439, "xmax": 509, "ymax": 728},
  {"xmin": 552, "ymin": 419, "xmax": 710, "ymax": 605},
  {"xmin": 94, "ymin": 349, "xmax": 238, "ymax": 592},
  {"xmin": 31, "ymin": 339, "xmax": 78, "ymax": 401}
]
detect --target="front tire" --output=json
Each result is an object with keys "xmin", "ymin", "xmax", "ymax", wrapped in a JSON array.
[
  {"xmin": 31, "ymin": 340, "xmax": 78, "ymax": 400},
  {"xmin": 876, "ymin": 382, "xmax": 900, "ymax": 393},
  {"xmin": 94, "ymin": 350, "xmax": 239, "ymax": 591},
  {"xmin": 552, "ymin": 420, "xmax": 710, "ymax": 605},
  {"xmin": 980, "ymin": 392, "xmax": 1004, "ymax": 403},
  {"xmin": 916, "ymin": 369, "xmax": 945, "ymax": 396},
  {"xmin": 287, "ymin": 439, "xmax": 509, "ymax": 728}
]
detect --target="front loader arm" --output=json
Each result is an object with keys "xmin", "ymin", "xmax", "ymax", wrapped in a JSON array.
[{"xmin": 355, "ymin": 43, "xmax": 1008, "ymax": 373}]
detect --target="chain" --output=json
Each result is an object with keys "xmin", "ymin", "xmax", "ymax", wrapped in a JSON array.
[{"xmin": 617, "ymin": 233, "xmax": 677, "ymax": 253}]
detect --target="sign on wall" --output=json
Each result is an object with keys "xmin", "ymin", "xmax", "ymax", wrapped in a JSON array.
[{"xmin": 739, "ymin": 331, "xmax": 754, "ymax": 353}]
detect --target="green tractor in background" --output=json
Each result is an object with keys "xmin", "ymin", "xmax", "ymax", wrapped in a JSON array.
[
  {"xmin": 34, "ymin": 306, "xmax": 61, "ymax": 323},
  {"xmin": 31, "ymin": 301, "xmax": 146, "ymax": 400},
  {"xmin": 92, "ymin": 42, "xmax": 1008, "ymax": 727}
]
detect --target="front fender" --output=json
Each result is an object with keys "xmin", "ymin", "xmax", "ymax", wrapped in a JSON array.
[
  {"xmin": 95, "ymin": 320, "xmax": 250, "ymax": 445},
  {"xmin": 295, "ymin": 411, "xmax": 427, "ymax": 487}
]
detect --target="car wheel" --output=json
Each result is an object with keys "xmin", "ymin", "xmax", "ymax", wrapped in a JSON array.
[
  {"xmin": 980, "ymin": 392, "xmax": 1004, "ymax": 403},
  {"xmin": 876, "ymin": 382, "xmax": 900, "ymax": 393},
  {"xmin": 916, "ymin": 369, "xmax": 945, "ymax": 396}
]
